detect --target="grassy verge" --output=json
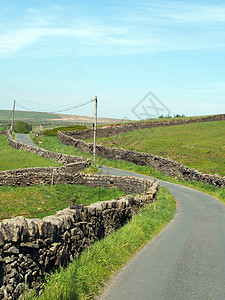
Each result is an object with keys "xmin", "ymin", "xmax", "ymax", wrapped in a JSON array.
[
  {"xmin": 23, "ymin": 187, "xmax": 176, "ymax": 300},
  {"xmin": 0, "ymin": 184, "xmax": 125, "ymax": 220},
  {"xmin": 0, "ymin": 135, "xmax": 60, "ymax": 171},
  {"xmin": 31, "ymin": 135, "xmax": 225, "ymax": 205}
]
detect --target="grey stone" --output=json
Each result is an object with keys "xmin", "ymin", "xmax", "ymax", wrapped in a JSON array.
[
  {"xmin": 7, "ymin": 246, "xmax": 19, "ymax": 254},
  {"xmin": 20, "ymin": 242, "xmax": 39, "ymax": 249}
]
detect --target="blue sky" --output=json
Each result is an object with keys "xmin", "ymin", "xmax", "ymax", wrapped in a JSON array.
[{"xmin": 0, "ymin": 0, "xmax": 224, "ymax": 120}]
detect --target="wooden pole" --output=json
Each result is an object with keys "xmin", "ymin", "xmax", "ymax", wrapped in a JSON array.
[
  {"xmin": 11, "ymin": 100, "xmax": 16, "ymax": 132},
  {"xmin": 93, "ymin": 96, "xmax": 97, "ymax": 166}
]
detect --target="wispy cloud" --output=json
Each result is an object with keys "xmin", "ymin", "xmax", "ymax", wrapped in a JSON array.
[
  {"xmin": 138, "ymin": 2, "xmax": 225, "ymax": 24},
  {"xmin": 0, "ymin": 1, "xmax": 225, "ymax": 58}
]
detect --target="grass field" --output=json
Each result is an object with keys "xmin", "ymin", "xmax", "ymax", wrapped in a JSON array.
[
  {"xmin": 0, "ymin": 184, "xmax": 125, "ymax": 220},
  {"xmin": 93, "ymin": 120, "xmax": 225, "ymax": 176},
  {"xmin": 0, "ymin": 135, "xmax": 60, "ymax": 171},
  {"xmin": 23, "ymin": 187, "xmax": 176, "ymax": 300}
]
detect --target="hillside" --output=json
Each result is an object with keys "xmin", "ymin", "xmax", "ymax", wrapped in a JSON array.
[
  {"xmin": 0, "ymin": 110, "xmax": 127, "ymax": 125},
  {"xmin": 95, "ymin": 120, "xmax": 225, "ymax": 177}
]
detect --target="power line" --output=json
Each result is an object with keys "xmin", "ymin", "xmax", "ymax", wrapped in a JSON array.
[
  {"xmin": 52, "ymin": 99, "xmax": 95, "ymax": 113},
  {"xmin": 15, "ymin": 102, "xmax": 31, "ymax": 111},
  {"xmin": 15, "ymin": 99, "xmax": 95, "ymax": 114}
]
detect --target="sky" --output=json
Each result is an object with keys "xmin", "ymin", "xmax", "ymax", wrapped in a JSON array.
[{"xmin": 0, "ymin": 0, "xmax": 224, "ymax": 120}]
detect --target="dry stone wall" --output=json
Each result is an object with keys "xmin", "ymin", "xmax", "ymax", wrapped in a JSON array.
[
  {"xmin": 0, "ymin": 170, "xmax": 155, "ymax": 195},
  {"xmin": 58, "ymin": 131, "xmax": 225, "ymax": 188},
  {"xmin": 0, "ymin": 164, "xmax": 88, "ymax": 187},
  {"xmin": 0, "ymin": 175, "xmax": 158, "ymax": 299},
  {"xmin": 61, "ymin": 114, "xmax": 225, "ymax": 139}
]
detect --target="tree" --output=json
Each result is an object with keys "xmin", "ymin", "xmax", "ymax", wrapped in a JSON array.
[{"xmin": 14, "ymin": 121, "xmax": 32, "ymax": 134}]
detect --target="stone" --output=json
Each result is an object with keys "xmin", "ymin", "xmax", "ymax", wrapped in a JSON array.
[
  {"xmin": 7, "ymin": 246, "xmax": 19, "ymax": 255},
  {"xmin": 24, "ymin": 271, "xmax": 32, "ymax": 287},
  {"xmin": 49, "ymin": 243, "xmax": 61, "ymax": 254},
  {"xmin": 9, "ymin": 269, "xmax": 18, "ymax": 279},
  {"xmin": 3, "ymin": 256, "xmax": 14, "ymax": 264},
  {"xmin": 14, "ymin": 283, "xmax": 24, "ymax": 298},
  {"xmin": 20, "ymin": 242, "xmax": 39, "ymax": 249}
]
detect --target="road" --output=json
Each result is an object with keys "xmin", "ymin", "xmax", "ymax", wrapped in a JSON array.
[
  {"xmin": 97, "ymin": 166, "xmax": 225, "ymax": 300},
  {"xmin": 15, "ymin": 133, "xmax": 39, "ymax": 148}
]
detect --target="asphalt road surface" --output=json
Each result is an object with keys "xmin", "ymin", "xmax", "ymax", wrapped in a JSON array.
[
  {"xmin": 15, "ymin": 133, "xmax": 39, "ymax": 148},
  {"xmin": 97, "ymin": 166, "xmax": 225, "ymax": 300}
]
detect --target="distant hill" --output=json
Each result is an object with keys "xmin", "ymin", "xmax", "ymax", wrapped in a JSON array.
[
  {"xmin": 0, "ymin": 110, "xmax": 61, "ymax": 121},
  {"xmin": 0, "ymin": 110, "xmax": 128, "ymax": 125}
]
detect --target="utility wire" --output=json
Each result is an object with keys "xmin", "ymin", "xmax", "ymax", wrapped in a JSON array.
[
  {"xmin": 15, "ymin": 102, "xmax": 31, "ymax": 111},
  {"xmin": 15, "ymin": 99, "xmax": 95, "ymax": 114},
  {"xmin": 52, "ymin": 99, "xmax": 94, "ymax": 113}
]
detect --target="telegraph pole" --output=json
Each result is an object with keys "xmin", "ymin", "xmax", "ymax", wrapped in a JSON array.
[
  {"xmin": 93, "ymin": 96, "xmax": 97, "ymax": 166},
  {"xmin": 11, "ymin": 100, "xmax": 16, "ymax": 132}
]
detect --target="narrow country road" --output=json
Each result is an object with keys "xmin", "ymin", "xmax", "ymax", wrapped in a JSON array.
[
  {"xmin": 97, "ymin": 166, "xmax": 225, "ymax": 300},
  {"xmin": 15, "ymin": 133, "xmax": 39, "ymax": 148}
]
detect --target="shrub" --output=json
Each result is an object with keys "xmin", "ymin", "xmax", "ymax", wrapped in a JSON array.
[
  {"xmin": 14, "ymin": 121, "xmax": 32, "ymax": 133},
  {"xmin": 44, "ymin": 125, "xmax": 87, "ymax": 136}
]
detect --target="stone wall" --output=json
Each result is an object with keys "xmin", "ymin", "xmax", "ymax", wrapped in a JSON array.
[
  {"xmin": 60, "ymin": 114, "xmax": 225, "ymax": 140},
  {"xmin": 0, "ymin": 164, "xmax": 89, "ymax": 187},
  {"xmin": 0, "ymin": 170, "xmax": 155, "ymax": 194},
  {"xmin": 58, "ymin": 131, "xmax": 225, "ymax": 188},
  {"xmin": 6, "ymin": 130, "xmax": 91, "ymax": 168},
  {"xmin": 0, "ymin": 175, "xmax": 158, "ymax": 299}
]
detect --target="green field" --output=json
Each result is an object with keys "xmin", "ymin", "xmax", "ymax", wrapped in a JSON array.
[
  {"xmin": 0, "ymin": 135, "xmax": 60, "ymax": 171},
  {"xmin": 94, "ymin": 121, "xmax": 225, "ymax": 176},
  {"xmin": 0, "ymin": 184, "xmax": 125, "ymax": 220}
]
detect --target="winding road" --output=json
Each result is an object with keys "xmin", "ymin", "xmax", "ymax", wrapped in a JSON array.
[{"xmin": 97, "ymin": 166, "xmax": 225, "ymax": 300}]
